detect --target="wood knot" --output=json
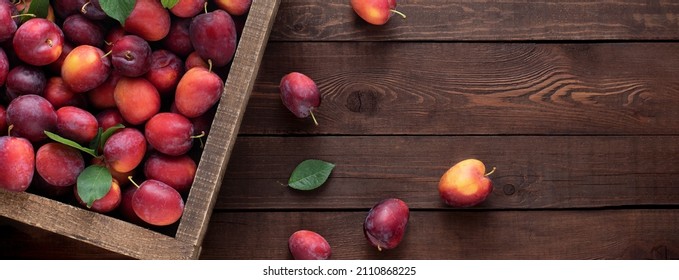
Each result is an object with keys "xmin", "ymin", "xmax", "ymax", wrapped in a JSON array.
[
  {"xmin": 503, "ymin": 184, "xmax": 516, "ymax": 195},
  {"xmin": 346, "ymin": 90, "xmax": 379, "ymax": 115}
]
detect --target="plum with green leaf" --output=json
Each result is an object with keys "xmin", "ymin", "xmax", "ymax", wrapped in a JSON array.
[
  {"xmin": 123, "ymin": 0, "xmax": 171, "ymax": 42},
  {"xmin": 35, "ymin": 142, "xmax": 84, "ymax": 188},
  {"xmin": 103, "ymin": 127, "xmax": 146, "ymax": 174},
  {"xmin": 56, "ymin": 106, "xmax": 99, "ymax": 145}
]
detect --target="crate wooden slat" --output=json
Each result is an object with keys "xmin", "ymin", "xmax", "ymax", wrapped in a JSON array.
[{"xmin": 0, "ymin": 0, "xmax": 280, "ymax": 260}]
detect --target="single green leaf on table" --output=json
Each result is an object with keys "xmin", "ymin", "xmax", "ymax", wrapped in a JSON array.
[
  {"xmin": 44, "ymin": 131, "xmax": 97, "ymax": 157},
  {"xmin": 77, "ymin": 165, "xmax": 113, "ymax": 208},
  {"xmin": 20, "ymin": 0, "xmax": 50, "ymax": 23},
  {"xmin": 99, "ymin": 0, "xmax": 136, "ymax": 26},
  {"xmin": 288, "ymin": 159, "xmax": 335, "ymax": 191},
  {"xmin": 161, "ymin": 0, "xmax": 180, "ymax": 9}
]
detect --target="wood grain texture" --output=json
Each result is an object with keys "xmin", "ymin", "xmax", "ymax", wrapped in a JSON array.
[
  {"xmin": 174, "ymin": 0, "xmax": 281, "ymax": 252},
  {"xmin": 4, "ymin": 210, "xmax": 677, "ymax": 260},
  {"xmin": 240, "ymin": 42, "xmax": 679, "ymax": 135},
  {"xmin": 199, "ymin": 210, "xmax": 679, "ymax": 259},
  {"xmin": 217, "ymin": 136, "xmax": 679, "ymax": 210},
  {"xmin": 271, "ymin": 0, "xmax": 679, "ymax": 41}
]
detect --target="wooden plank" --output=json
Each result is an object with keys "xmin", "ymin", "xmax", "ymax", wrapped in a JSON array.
[
  {"xmin": 174, "ymin": 0, "xmax": 281, "ymax": 250},
  {"xmin": 0, "ymin": 218, "xmax": 129, "ymax": 260},
  {"xmin": 5, "ymin": 210, "xmax": 677, "ymax": 260},
  {"xmin": 198, "ymin": 210, "xmax": 679, "ymax": 259},
  {"xmin": 0, "ymin": 190, "xmax": 196, "ymax": 259},
  {"xmin": 271, "ymin": 0, "xmax": 679, "ymax": 41},
  {"xmin": 216, "ymin": 136, "xmax": 679, "ymax": 210},
  {"xmin": 241, "ymin": 42, "xmax": 679, "ymax": 135}
]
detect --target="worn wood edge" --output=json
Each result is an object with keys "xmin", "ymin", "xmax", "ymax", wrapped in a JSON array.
[
  {"xmin": 174, "ymin": 0, "xmax": 281, "ymax": 253},
  {"xmin": 0, "ymin": 190, "xmax": 197, "ymax": 260}
]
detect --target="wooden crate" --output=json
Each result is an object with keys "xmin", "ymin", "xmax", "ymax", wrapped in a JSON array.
[{"xmin": 0, "ymin": 0, "xmax": 280, "ymax": 260}]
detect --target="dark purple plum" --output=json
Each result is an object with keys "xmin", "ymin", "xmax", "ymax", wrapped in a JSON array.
[
  {"xmin": 62, "ymin": 14, "xmax": 106, "ymax": 48},
  {"xmin": 279, "ymin": 72, "xmax": 321, "ymax": 125},
  {"xmin": 5, "ymin": 64, "xmax": 47, "ymax": 99},
  {"xmin": 6, "ymin": 94, "xmax": 57, "ymax": 143},
  {"xmin": 111, "ymin": 35, "xmax": 152, "ymax": 77},
  {"xmin": 363, "ymin": 198, "xmax": 409, "ymax": 251},
  {"xmin": 162, "ymin": 17, "xmax": 193, "ymax": 57},
  {"xmin": 189, "ymin": 9, "xmax": 237, "ymax": 67}
]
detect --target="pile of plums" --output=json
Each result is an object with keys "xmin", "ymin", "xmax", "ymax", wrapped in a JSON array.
[{"xmin": 0, "ymin": 0, "xmax": 251, "ymax": 228}]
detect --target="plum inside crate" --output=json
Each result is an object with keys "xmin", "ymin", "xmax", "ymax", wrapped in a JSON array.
[{"xmin": 0, "ymin": 0, "xmax": 280, "ymax": 260}]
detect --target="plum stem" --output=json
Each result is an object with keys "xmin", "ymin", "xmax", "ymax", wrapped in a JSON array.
[
  {"xmin": 11, "ymin": 13, "xmax": 36, "ymax": 19},
  {"xmin": 81, "ymin": 1, "xmax": 90, "ymax": 14},
  {"xmin": 191, "ymin": 131, "xmax": 206, "ymax": 139},
  {"xmin": 390, "ymin": 9, "xmax": 406, "ymax": 19},
  {"xmin": 101, "ymin": 50, "xmax": 112, "ymax": 58},
  {"xmin": 309, "ymin": 110, "xmax": 319, "ymax": 126},
  {"xmin": 128, "ymin": 176, "xmax": 141, "ymax": 189},
  {"xmin": 46, "ymin": 39, "xmax": 53, "ymax": 47},
  {"xmin": 377, "ymin": 245, "xmax": 382, "ymax": 252},
  {"xmin": 485, "ymin": 167, "xmax": 497, "ymax": 177},
  {"xmin": 192, "ymin": 131, "xmax": 206, "ymax": 148},
  {"xmin": 207, "ymin": 59, "xmax": 213, "ymax": 73},
  {"xmin": 203, "ymin": 2, "xmax": 208, "ymax": 14},
  {"xmin": 7, "ymin": 124, "xmax": 13, "ymax": 136}
]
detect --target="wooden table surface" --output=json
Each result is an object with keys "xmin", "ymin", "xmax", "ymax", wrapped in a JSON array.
[{"xmin": 3, "ymin": 0, "xmax": 679, "ymax": 260}]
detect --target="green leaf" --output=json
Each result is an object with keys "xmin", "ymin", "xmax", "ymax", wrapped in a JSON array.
[
  {"xmin": 21, "ymin": 0, "xmax": 50, "ymax": 23},
  {"xmin": 161, "ymin": 0, "xmax": 180, "ymax": 9},
  {"xmin": 288, "ymin": 159, "xmax": 335, "ymax": 191},
  {"xmin": 88, "ymin": 127, "xmax": 104, "ymax": 153},
  {"xmin": 76, "ymin": 165, "xmax": 113, "ymax": 208},
  {"xmin": 100, "ymin": 124, "xmax": 125, "ymax": 149},
  {"xmin": 44, "ymin": 131, "xmax": 97, "ymax": 157},
  {"xmin": 99, "ymin": 0, "xmax": 136, "ymax": 26}
]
